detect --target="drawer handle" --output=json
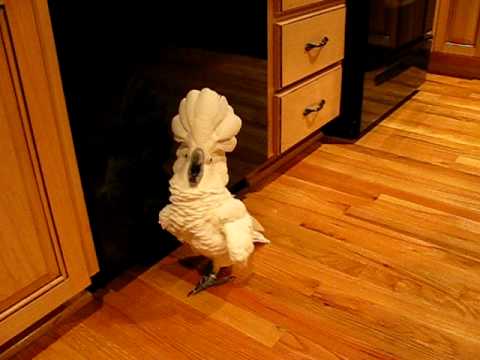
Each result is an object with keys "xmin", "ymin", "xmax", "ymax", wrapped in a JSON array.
[
  {"xmin": 303, "ymin": 100, "xmax": 326, "ymax": 116},
  {"xmin": 305, "ymin": 37, "xmax": 329, "ymax": 51}
]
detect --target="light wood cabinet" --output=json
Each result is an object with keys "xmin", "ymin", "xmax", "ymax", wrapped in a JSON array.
[
  {"xmin": 430, "ymin": 0, "xmax": 480, "ymax": 78},
  {"xmin": 0, "ymin": 0, "xmax": 97, "ymax": 346},
  {"xmin": 269, "ymin": 0, "xmax": 345, "ymax": 155}
]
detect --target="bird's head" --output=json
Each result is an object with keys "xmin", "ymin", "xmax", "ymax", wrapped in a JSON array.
[{"xmin": 170, "ymin": 88, "xmax": 241, "ymax": 190}]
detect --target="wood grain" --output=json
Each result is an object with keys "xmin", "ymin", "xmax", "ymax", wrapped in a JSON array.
[{"xmin": 13, "ymin": 73, "xmax": 480, "ymax": 359}]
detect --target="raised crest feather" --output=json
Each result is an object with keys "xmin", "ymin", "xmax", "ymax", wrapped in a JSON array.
[{"xmin": 171, "ymin": 88, "xmax": 241, "ymax": 152}]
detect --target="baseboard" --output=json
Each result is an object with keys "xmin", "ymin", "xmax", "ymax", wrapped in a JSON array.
[{"xmin": 429, "ymin": 52, "xmax": 480, "ymax": 79}]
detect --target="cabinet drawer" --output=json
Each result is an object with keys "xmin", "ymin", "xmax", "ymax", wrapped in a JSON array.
[
  {"xmin": 276, "ymin": 5, "xmax": 345, "ymax": 87},
  {"xmin": 279, "ymin": 0, "xmax": 326, "ymax": 12},
  {"xmin": 276, "ymin": 65, "xmax": 342, "ymax": 152}
]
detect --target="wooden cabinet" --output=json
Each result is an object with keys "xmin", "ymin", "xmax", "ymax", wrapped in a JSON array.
[
  {"xmin": 430, "ymin": 0, "xmax": 480, "ymax": 78},
  {"xmin": 0, "ymin": 0, "xmax": 97, "ymax": 346}
]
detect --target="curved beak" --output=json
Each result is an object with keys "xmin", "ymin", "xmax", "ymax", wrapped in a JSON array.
[{"xmin": 188, "ymin": 148, "xmax": 204, "ymax": 187}]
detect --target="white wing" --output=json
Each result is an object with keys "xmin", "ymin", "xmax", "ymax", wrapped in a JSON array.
[
  {"xmin": 211, "ymin": 198, "xmax": 255, "ymax": 264},
  {"xmin": 223, "ymin": 216, "xmax": 255, "ymax": 265}
]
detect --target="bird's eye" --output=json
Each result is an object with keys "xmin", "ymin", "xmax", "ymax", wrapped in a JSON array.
[
  {"xmin": 209, "ymin": 157, "xmax": 213, "ymax": 163},
  {"xmin": 184, "ymin": 153, "xmax": 188, "ymax": 158}
]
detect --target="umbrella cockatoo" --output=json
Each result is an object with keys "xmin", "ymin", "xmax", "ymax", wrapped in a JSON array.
[{"xmin": 159, "ymin": 88, "xmax": 269, "ymax": 295}]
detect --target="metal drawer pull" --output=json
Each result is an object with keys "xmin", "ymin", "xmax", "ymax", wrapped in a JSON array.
[
  {"xmin": 305, "ymin": 37, "xmax": 329, "ymax": 51},
  {"xmin": 303, "ymin": 99, "xmax": 326, "ymax": 116}
]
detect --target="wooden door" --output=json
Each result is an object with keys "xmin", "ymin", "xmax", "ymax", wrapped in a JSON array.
[
  {"xmin": 433, "ymin": 0, "xmax": 480, "ymax": 56},
  {"xmin": 0, "ymin": 0, "xmax": 96, "ymax": 345}
]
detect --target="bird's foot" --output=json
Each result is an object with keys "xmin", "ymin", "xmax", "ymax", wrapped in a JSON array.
[
  {"xmin": 178, "ymin": 256, "xmax": 205, "ymax": 269},
  {"xmin": 187, "ymin": 273, "xmax": 235, "ymax": 297}
]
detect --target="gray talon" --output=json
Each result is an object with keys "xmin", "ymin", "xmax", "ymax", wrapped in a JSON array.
[{"xmin": 187, "ymin": 274, "xmax": 235, "ymax": 296}]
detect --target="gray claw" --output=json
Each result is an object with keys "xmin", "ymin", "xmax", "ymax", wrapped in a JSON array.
[{"xmin": 187, "ymin": 274, "xmax": 235, "ymax": 296}]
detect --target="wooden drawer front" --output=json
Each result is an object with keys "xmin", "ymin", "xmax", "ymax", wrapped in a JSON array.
[
  {"xmin": 277, "ymin": 6, "xmax": 345, "ymax": 87},
  {"xmin": 277, "ymin": 65, "xmax": 342, "ymax": 152},
  {"xmin": 279, "ymin": 0, "xmax": 326, "ymax": 12}
]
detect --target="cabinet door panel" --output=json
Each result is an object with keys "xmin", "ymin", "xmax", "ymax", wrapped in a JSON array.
[
  {"xmin": 447, "ymin": 0, "xmax": 480, "ymax": 46},
  {"xmin": 434, "ymin": 0, "xmax": 480, "ymax": 56},
  {"xmin": 0, "ymin": 4, "xmax": 66, "ymax": 318},
  {"xmin": 0, "ymin": 1, "xmax": 92, "ymax": 345}
]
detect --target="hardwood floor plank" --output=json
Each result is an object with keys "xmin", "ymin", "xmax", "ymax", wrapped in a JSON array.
[
  {"xmin": 11, "ymin": 335, "xmax": 86, "ymax": 360},
  {"xmin": 291, "ymin": 150, "xmax": 480, "ymax": 221},
  {"xmin": 162, "ymin": 255, "xmax": 480, "ymax": 360},
  {"xmin": 318, "ymin": 144, "xmax": 480, "ymax": 196},
  {"xmin": 11, "ymin": 73, "xmax": 480, "ymax": 359},
  {"xmin": 158, "ymin": 263, "xmax": 406, "ymax": 360},
  {"xmin": 274, "ymin": 332, "xmax": 353, "ymax": 360},
  {"xmin": 414, "ymin": 91, "xmax": 480, "ymax": 113},
  {"xmin": 103, "ymin": 277, "xmax": 283, "ymax": 360},
  {"xmin": 56, "ymin": 300, "xmax": 188, "ymax": 360},
  {"xmin": 456, "ymin": 155, "xmax": 480, "ymax": 169},
  {"xmin": 425, "ymin": 74, "xmax": 480, "ymax": 93},
  {"xmin": 346, "ymin": 194, "xmax": 480, "ymax": 260},
  {"xmin": 245, "ymin": 193, "xmax": 480, "ymax": 321},
  {"xmin": 374, "ymin": 125, "xmax": 480, "ymax": 156},
  {"xmin": 383, "ymin": 111, "xmax": 480, "ymax": 148},
  {"xmin": 137, "ymin": 263, "xmax": 283, "ymax": 348},
  {"xmin": 358, "ymin": 126, "xmax": 460, "ymax": 166}
]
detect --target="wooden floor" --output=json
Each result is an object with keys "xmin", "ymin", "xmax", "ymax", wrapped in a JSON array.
[{"xmin": 13, "ymin": 74, "xmax": 480, "ymax": 359}]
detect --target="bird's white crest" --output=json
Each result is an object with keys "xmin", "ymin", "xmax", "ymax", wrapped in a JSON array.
[{"xmin": 171, "ymin": 88, "xmax": 242, "ymax": 153}]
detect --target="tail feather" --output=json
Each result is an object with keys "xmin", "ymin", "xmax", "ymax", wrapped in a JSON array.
[
  {"xmin": 251, "ymin": 216, "xmax": 265, "ymax": 232},
  {"xmin": 253, "ymin": 230, "xmax": 270, "ymax": 244},
  {"xmin": 251, "ymin": 215, "xmax": 269, "ymax": 244}
]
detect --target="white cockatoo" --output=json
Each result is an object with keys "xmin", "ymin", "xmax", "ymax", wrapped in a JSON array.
[{"xmin": 159, "ymin": 88, "xmax": 269, "ymax": 295}]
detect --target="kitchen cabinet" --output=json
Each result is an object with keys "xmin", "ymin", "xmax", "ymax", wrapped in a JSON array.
[
  {"xmin": 0, "ymin": 0, "xmax": 97, "ymax": 347},
  {"xmin": 270, "ymin": 1, "xmax": 345, "ymax": 153},
  {"xmin": 430, "ymin": 0, "xmax": 480, "ymax": 78}
]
